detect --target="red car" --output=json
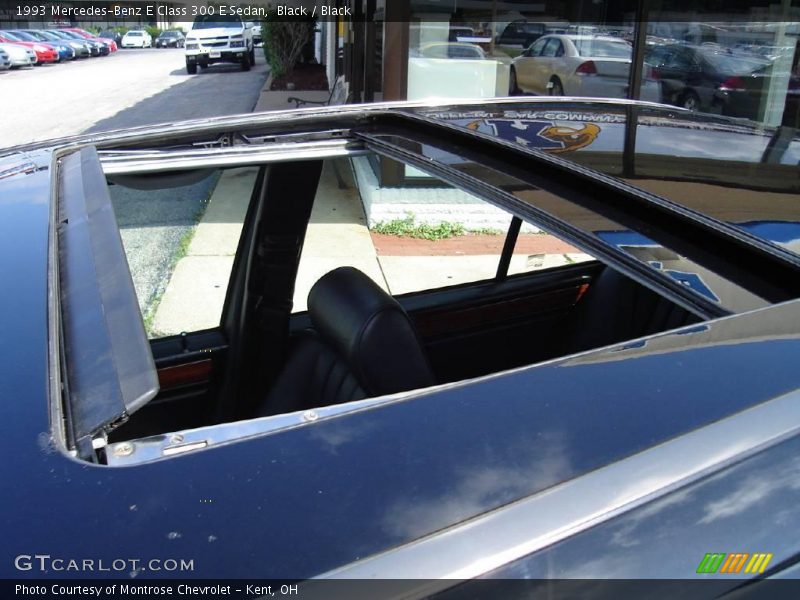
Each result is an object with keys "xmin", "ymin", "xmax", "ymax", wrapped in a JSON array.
[
  {"xmin": 0, "ymin": 31, "xmax": 58, "ymax": 64},
  {"xmin": 63, "ymin": 27, "xmax": 117, "ymax": 52}
]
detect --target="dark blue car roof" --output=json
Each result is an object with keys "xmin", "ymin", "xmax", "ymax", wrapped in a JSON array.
[{"xmin": 2, "ymin": 102, "xmax": 800, "ymax": 579}]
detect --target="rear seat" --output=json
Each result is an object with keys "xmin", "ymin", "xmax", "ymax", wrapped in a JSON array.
[{"xmin": 561, "ymin": 267, "xmax": 702, "ymax": 355}]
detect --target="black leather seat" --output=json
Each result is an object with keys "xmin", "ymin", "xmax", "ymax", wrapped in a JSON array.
[
  {"xmin": 561, "ymin": 267, "xmax": 701, "ymax": 355},
  {"xmin": 258, "ymin": 267, "xmax": 436, "ymax": 417}
]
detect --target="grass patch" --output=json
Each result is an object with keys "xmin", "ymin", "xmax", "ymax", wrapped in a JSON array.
[
  {"xmin": 372, "ymin": 213, "xmax": 508, "ymax": 240},
  {"xmin": 141, "ymin": 182, "xmax": 215, "ymax": 338},
  {"xmin": 142, "ymin": 225, "xmax": 197, "ymax": 337},
  {"xmin": 472, "ymin": 227, "xmax": 504, "ymax": 236},
  {"xmin": 372, "ymin": 213, "xmax": 465, "ymax": 241}
]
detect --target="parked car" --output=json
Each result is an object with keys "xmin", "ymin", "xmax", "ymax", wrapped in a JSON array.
[
  {"xmin": 62, "ymin": 27, "xmax": 117, "ymax": 52},
  {"xmin": 0, "ymin": 30, "xmax": 58, "ymax": 64},
  {"xmin": 7, "ymin": 29, "xmax": 74, "ymax": 61},
  {"xmin": 97, "ymin": 29, "xmax": 123, "ymax": 46},
  {"xmin": 121, "ymin": 29, "xmax": 153, "ymax": 49},
  {"xmin": 448, "ymin": 26, "xmax": 475, "ymax": 42},
  {"xmin": 155, "ymin": 30, "xmax": 185, "ymax": 48},
  {"xmin": 105, "ymin": 38, "xmax": 118, "ymax": 52},
  {"xmin": 2, "ymin": 98, "xmax": 800, "ymax": 585},
  {"xmin": 646, "ymin": 43, "xmax": 775, "ymax": 118},
  {"xmin": 418, "ymin": 41, "xmax": 487, "ymax": 60},
  {"xmin": 0, "ymin": 41, "xmax": 36, "ymax": 68},
  {"xmin": 0, "ymin": 48, "xmax": 9, "ymax": 70},
  {"xmin": 510, "ymin": 34, "xmax": 660, "ymax": 101},
  {"xmin": 37, "ymin": 30, "xmax": 91, "ymax": 58},
  {"xmin": 497, "ymin": 20, "xmax": 548, "ymax": 47},
  {"xmin": 52, "ymin": 29, "xmax": 107, "ymax": 56}
]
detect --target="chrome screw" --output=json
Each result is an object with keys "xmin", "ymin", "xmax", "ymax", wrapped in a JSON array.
[{"xmin": 113, "ymin": 442, "xmax": 134, "ymax": 457}]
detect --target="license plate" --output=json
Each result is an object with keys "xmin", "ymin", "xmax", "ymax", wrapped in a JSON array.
[{"xmin": 209, "ymin": 52, "xmax": 221, "ymax": 58}]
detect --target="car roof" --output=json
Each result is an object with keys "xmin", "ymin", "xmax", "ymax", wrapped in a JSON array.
[
  {"xmin": 546, "ymin": 34, "xmax": 628, "ymax": 42},
  {"xmin": 1, "ymin": 99, "xmax": 800, "ymax": 580},
  {"xmin": 421, "ymin": 41, "xmax": 481, "ymax": 48}
]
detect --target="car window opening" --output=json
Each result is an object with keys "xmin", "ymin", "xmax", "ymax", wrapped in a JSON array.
[
  {"xmin": 51, "ymin": 111, "xmax": 800, "ymax": 467},
  {"xmin": 81, "ymin": 156, "xmax": 702, "ymax": 466}
]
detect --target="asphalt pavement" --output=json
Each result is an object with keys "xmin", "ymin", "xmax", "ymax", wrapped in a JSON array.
[
  {"xmin": 0, "ymin": 47, "xmax": 268, "ymax": 329},
  {"xmin": 109, "ymin": 171, "xmax": 220, "ymax": 326},
  {"xmin": 0, "ymin": 47, "xmax": 269, "ymax": 148}
]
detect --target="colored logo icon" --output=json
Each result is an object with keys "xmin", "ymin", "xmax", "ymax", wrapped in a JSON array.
[{"xmin": 696, "ymin": 553, "xmax": 773, "ymax": 574}]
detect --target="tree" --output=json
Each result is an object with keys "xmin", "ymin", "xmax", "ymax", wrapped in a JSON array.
[{"xmin": 262, "ymin": 12, "xmax": 315, "ymax": 79}]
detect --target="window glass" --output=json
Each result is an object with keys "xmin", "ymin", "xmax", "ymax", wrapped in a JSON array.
[
  {"xmin": 641, "ymin": 18, "xmax": 799, "ymax": 126},
  {"xmin": 542, "ymin": 38, "xmax": 561, "ymax": 57},
  {"xmin": 506, "ymin": 234, "xmax": 595, "ymax": 277},
  {"xmin": 575, "ymin": 39, "xmax": 633, "ymax": 58},
  {"xmin": 406, "ymin": 1, "xmax": 638, "ymax": 103},
  {"xmin": 111, "ymin": 168, "xmax": 255, "ymax": 338},
  {"xmin": 666, "ymin": 49, "xmax": 692, "ymax": 70},
  {"xmin": 701, "ymin": 51, "xmax": 767, "ymax": 75},
  {"xmin": 292, "ymin": 156, "xmax": 597, "ymax": 312},
  {"xmin": 448, "ymin": 45, "xmax": 484, "ymax": 59},
  {"xmin": 421, "ymin": 44, "xmax": 448, "ymax": 59},
  {"xmin": 573, "ymin": 38, "xmax": 631, "ymax": 58},
  {"xmin": 528, "ymin": 38, "xmax": 548, "ymax": 57}
]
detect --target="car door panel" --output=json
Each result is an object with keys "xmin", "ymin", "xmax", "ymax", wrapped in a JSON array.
[
  {"xmin": 109, "ymin": 330, "xmax": 228, "ymax": 440},
  {"xmin": 533, "ymin": 38, "xmax": 561, "ymax": 93},
  {"xmin": 516, "ymin": 38, "xmax": 547, "ymax": 90},
  {"xmin": 401, "ymin": 262, "xmax": 603, "ymax": 383}
]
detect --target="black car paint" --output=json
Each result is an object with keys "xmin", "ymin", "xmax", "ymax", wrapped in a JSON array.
[
  {"xmin": 98, "ymin": 30, "xmax": 123, "ymax": 46},
  {"xmin": 156, "ymin": 31, "xmax": 185, "ymax": 48},
  {"xmin": 1, "ymin": 101, "xmax": 800, "ymax": 580},
  {"xmin": 485, "ymin": 432, "xmax": 800, "ymax": 581}
]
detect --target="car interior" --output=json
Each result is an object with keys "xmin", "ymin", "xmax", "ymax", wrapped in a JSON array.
[{"xmin": 102, "ymin": 155, "xmax": 703, "ymax": 447}]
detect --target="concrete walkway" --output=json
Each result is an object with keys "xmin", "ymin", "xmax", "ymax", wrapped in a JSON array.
[
  {"xmin": 150, "ymin": 89, "xmax": 340, "ymax": 334},
  {"xmin": 294, "ymin": 161, "xmax": 388, "ymax": 310},
  {"xmin": 254, "ymin": 89, "xmax": 330, "ymax": 112},
  {"xmin": 152, "ymin": 167, "xmax": 256, "ymax": 335}
]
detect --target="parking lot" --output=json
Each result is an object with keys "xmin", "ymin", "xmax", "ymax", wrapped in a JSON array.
[
  {"xmin": 0, "ymin": 45, "xmax": 269, "ymax": 332},
  {"xmin": 0, "ymin": 48, "xmax": 269, "ymax": 149}
]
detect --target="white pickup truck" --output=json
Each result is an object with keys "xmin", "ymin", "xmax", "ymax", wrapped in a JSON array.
[{"xmin": 185, "ymin": 14, "xmax": 255, "ymax": 74}]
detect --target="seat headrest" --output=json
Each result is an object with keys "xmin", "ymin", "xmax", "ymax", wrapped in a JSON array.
[{"xmin": 308, "ymin": 267, "xmax": 435, "ymax": 396}]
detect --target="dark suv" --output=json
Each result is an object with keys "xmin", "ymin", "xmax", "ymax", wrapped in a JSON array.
[{"xmin": 497, "ymin": 21, "xmax": 547, "ymax": 47}]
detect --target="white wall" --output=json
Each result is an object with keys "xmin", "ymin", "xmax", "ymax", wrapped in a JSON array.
[{"xmin": 408, "ymin": 58, "xmax": 507, "ymax": 100}]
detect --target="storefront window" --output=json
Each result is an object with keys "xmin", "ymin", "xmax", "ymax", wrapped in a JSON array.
[
  {"xmin": 405, "ymin": 0, "xmax": 634, "ymax": 102},
  {"xmin": 390, "ymin": 1, "xmax": 799, "ymax": 129},
  {"xmin": 639, "ymin": 17, "xmax": 799, "ymax": 127}
]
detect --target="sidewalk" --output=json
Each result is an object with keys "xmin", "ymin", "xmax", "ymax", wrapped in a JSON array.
[
  {"xmin": 254, "ymin": 89, "xmax": 330, "ymax": 112},
  {"xmin": 150, "ymin": 87, "xmax": 351, "ymax": 334}
]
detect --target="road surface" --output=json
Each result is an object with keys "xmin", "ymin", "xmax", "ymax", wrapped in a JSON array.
[{"xmin": 1, "ymin": 47, "xmax": 269, "ymax": 149}]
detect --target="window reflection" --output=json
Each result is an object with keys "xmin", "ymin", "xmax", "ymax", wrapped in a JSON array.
[{"xmin": 397, "ymin": 1, "xmax": 798, "ymax": 127}]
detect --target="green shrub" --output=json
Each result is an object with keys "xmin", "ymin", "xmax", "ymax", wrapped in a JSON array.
[{"xmin": 262, "ymin": 12, "xmax": 315, "ymax": 79}]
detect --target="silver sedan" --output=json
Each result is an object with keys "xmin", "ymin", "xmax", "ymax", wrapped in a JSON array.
[
  {"xmin": 510, "ymin": 34, "xmax": 660, "ymax": 101},
  {"xmin": 0, "ymin": 43, "xmax": 36, "ymax": 69}
]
